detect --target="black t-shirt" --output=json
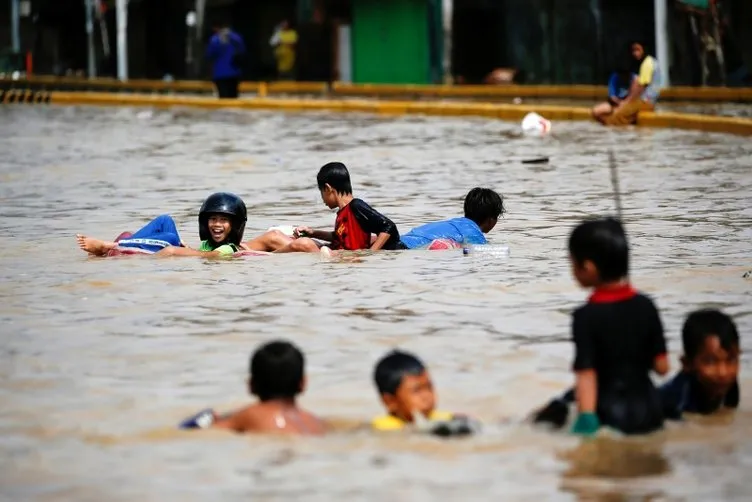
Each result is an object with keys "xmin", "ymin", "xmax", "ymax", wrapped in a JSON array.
[
  {"xmin": 572, "ymin": 285, "xmax": 667, "ymax": 434},
  {"xmin": 331, "ymin": 198, "xmax": 400, "ymax": 251}
]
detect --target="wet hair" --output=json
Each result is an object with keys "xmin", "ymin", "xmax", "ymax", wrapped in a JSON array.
[
  {"xmin": 464, "ymin": 187, "xmax": 505, "ymax": 225},
  {"xmin": 568, "ymin": 217, "xmax": 629, "ymax": 282},
  {"xmin": 317, "ymin": 162, "xmax": 352, "ymax": 195},
  {"xmin": 682, "ymin": 309, "xmax": 739, "ymax": 360},
  {"xmin": 373, "ymin": 350, "xmax": 426, "ymax": 395},
  {"xmin": 249, "ymin": 340, "xmax": 304, "ymax": 401}
]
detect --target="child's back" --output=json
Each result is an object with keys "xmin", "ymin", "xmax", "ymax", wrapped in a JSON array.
[{"xmin": 574, "ymin": 287, "xmax": 665, "ymax": 433}]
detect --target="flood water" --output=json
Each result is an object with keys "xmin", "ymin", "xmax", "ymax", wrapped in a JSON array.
[{"xmin": 0, "ymin": 105, "xmax": 750, "ymax": 501}]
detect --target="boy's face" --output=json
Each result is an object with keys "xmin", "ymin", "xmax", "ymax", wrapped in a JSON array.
[
  {"xmin": 208, "ymin": 214, "xmax": 232, "ymax": 243},
  {"xmin": 320, "ymin": 185, "xmax": 338, "ymax": 209},
  {"xmin": 570, "ymin": 256, "xmax": 598, "ymax": 288},
  {"xmin": 683, "ymin": 336, "xmax": 740, "ymax": 400},
  {"xmin": 381, "ymin": 370, "xmax": 436, "ymax": 422}
]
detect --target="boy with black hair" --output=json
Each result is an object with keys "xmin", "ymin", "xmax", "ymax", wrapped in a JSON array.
[
  {"xmin": 562, "ymin": 217, "xmax": 669, "ymax": 436},
  {"xmin": 180, "ymin": 340, "xmax": 325, "ymax": 435},
  {"xmin": 371, "ymin": 350, "xmax": 478, "ymax": 436},
  {"xmin": 274, "ymin": 162, "xmax": 400, "ymax": 253},
  {"xmin": 398, "ymin": 187, "xmax": 505, "ymax": 249},
  {"xmin": 661, "ymin": 309, "xmax": 740, "ymax": 419}
]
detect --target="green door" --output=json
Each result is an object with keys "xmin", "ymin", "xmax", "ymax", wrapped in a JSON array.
[{"xmin": 351, "ymin": 0, "xmax": 430, "ymax": 84}]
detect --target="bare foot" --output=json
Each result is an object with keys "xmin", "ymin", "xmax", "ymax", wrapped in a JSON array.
[{"xmin": 76, "ymin": 234, "xmax": 117, "ymax": 256}]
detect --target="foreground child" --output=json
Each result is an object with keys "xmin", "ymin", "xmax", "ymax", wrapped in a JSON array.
[
  {"xmin": 371, "ymin": 350, "xmax": 477, "ymax": 436},
  {"xmin": 76, "ymin": 192, "xmax": 248, "ymax": 258},
  {"xmin": 180, "ymin": 340, "xmax": 325, "ymax": 435},
  {"xmin": 398, "ymin": 187, "xmax": 504, "ymax": 249},
  {"xmin": 661, "ymin": 309, "xmax": 740, "ymax": 419},
  {"xmin": 565, "ymin": 217, "xmax": 669, "ymax": 436},
  {"xmin": 257, "ymin": 162, "xmax": 400, "ymax": 253}
]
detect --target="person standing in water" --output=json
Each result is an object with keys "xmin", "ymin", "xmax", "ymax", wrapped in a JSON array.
[
  {"xmin": 206, "ymin": 20, "xmax": 246, "ymax": 99},
  {"xmin": 564, "ymin": 217, "xmax": 669, "ymax": 436},
  {"xmin": 601, "ymin": 41, "xmax": 662, "ymax": 126}
]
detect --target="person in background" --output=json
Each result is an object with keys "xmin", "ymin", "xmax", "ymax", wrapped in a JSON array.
[
  {"xmin": 270, "ymin": 19, "xmax": 298, "ymax": 80},
  {"xmin": 592, "ymin": 61, "xmax": 636, "ymax": 124},
  {"xmin": 602, "ymin": 41, "xmax": 662, "ymax": 126},
  {"xmin": 206, "ymin": 20, "xmax": 246, "ymax": 99}
]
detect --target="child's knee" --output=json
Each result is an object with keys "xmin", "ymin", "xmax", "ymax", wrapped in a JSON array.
[{"xmin": 291, "ymin": 238, "xmax": 318, "ymax": 252}]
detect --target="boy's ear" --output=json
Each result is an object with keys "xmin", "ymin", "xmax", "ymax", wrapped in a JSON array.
[
  {"xmin": 248, "ymin": 377, "xmax": 255, "ymax": 396},
  {"xmin": 381, "ymin": 393, "xmax": 398, "ymax": 413},
  {"xmin": 582, "ymin": 259, "xmax": 598, "ymax": 277},
  {"xmin": 299, "ymin": 375, "xmax": 308, "ymax": 394}
]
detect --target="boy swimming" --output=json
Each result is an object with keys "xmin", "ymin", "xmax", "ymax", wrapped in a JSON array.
[
  {"xmin": 563, "ymin": 217, "xmax": 669, "ymax": 436},
  {"xmin": 76, "ymin": 192, "xmax": 248, "ymax": 258},
  {"xmin": 371, "ymin": 349, "xmax": 477, "ymax": 435},
  {"xmin": 251, "ymin": 162, "xmax": 400, "ymax": 254},
  {"xmin": 660, "ymin": 309, "xmax": 740, "ymax": 419},
  {"xmin": 180, "ymin": 340, "xmax": 325, "ymax": 435},
  {"xmin": 397, "ymin": 187, "xmax": 504, "ymax": 249}
]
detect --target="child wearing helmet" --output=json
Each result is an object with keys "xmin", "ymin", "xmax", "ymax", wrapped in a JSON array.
[{"xmin": 76, "ymin": 192, "xmax": 248, "ymax": 258}]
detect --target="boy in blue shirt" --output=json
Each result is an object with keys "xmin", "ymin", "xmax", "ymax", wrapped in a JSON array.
[{"xmin": 398, "ymin": 188, "xmax": 504, "ymax": 250}]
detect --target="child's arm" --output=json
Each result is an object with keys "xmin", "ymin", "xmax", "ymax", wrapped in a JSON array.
[
  {"xmin": 649, "ymin": 299, "xmax": 670, "ymax": 376},
  {"xmin": 370, "ymin": 232, "xmax": 392, "ymax": 251},
  {"xmin": 571, "ymin": 309, "xmax": 600, "ymax": 435},
  {"xmin": 349, "ymin": 199, "xmax": 398, "ymax": 250},
  {"xmin": 294, "ymin": 226, "xmax": 334, "ymax": 242},
  {"xmin": 575, "ymin": 370, "xmax": 598, "ymax": 413}
]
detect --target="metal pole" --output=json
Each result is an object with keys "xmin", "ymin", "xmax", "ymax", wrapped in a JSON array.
[
  {"xmin": 116, "ymin": 0, "xmax": 128, "ymax": 80},
  {"xmin": 442, "ymin": 0, "xmax": 452, "ymax": 83},
  {"xmin": 85, "ymin": 0, "xmax": 97, "ymax": 77},
  {"xmin": 654, "ymin": 0, "xmax": 670, "ymax": 86},
  {"xmin": 11, "ymin": 0, "xmax": 21, "ymax": 53}
]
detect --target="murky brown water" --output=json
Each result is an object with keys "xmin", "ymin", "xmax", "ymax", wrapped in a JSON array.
[{"xmin": 0, "ymin": 105, "xmax": 750, "ymax": 501}]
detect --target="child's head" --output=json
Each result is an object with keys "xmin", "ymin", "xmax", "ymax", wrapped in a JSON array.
[
  {"xmin": 317, "ymin": 162, "xmax": 352, "ymax": 209},
  {"xmin": 198, "ymin": 192, "xmax": 247, "ymax": 248},
  {"xmin": 373, "ymin": 350, "xmax": 436, "ymax": 422},
  {"xmin": 463, "ymin": 187, "xmax": 505, "ymax": 233},
  {"xmin": 681, "ymin": 309, "xmax": 740, "ymax": 401},
  {"xmin": 249, "ymin": 340, "xmax": 305, "ymax": 401},
  {"xmin": 568, "ymin": 217, "xmax": 629, "ymax": 288}
]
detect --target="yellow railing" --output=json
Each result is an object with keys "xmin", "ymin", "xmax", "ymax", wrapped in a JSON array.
[
  {"xmin": 1, "ymin": 91, "xmax": 740, "ymax": 137},
  {"xmin": 1, "ymin": 76, "xmax": 751, "ymax": 102}
]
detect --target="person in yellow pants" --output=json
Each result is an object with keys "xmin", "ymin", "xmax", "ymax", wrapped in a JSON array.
[
  {"xmin": 603, "ymin": 42, "xmax": 662, "ymax": 126},
  {"xmin": 270, "ymin": 20, "xmax": 298, "ymax": 80}
]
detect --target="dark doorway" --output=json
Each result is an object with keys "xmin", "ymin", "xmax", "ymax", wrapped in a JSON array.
[{"xmin": 451, "ymin": 0, "xmax": 507, "ymax": 84}]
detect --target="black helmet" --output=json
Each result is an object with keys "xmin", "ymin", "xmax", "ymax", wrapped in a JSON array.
[{"xmin": 198, "ymin": 192, "xmax": 247, "ymax": 247}]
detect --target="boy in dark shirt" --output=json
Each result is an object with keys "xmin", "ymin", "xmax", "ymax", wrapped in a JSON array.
[
  {"xmin": 274, "ymin": 162, "xmax": 400, "ymax": 253},
  {"xmin": 562, "ymin": 217, "xmax": 669, "ymax": 436},
  {"xmin": 660, "ymin": 309, "xmax": 740, "ymax": 419}
]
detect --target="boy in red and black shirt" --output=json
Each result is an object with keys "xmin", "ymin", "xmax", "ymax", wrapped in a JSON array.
[
  {"xmin": 274, "ymin": 162, "xmax": 400, "ymax": 253},
  {"xmin": 533, "ymin": 217, "xmax": 669, "ymax": 436}
]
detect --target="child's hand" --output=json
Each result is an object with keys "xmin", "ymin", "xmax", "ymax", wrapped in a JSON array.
[
  {"xmin": 571, "ymin": 412, "xmax": 600, "ymax": 437},
  {"xmin": 293, "ymin": 226, "xmax": 313, "ymax": 238}
]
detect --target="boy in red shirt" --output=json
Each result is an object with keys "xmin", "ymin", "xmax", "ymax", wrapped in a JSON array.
[{"xmin": 273, "ymin": 162, "xmax": 400, "ymax": 253}]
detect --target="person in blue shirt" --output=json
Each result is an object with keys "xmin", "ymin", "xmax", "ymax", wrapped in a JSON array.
[
  {"xmin": 398, "ymin": 188, "xmax": 504, "ymax": 249},
  {"xmin": 660, "ymin": 309, "xmax": 740, "ymax": 420},
  {"xmin": 205, "ymin": 20, "xmax": 246, "ymax": 99},
  {"xmin": 592, "ymin": 62, "xmax": 636, "ymax": 124}
]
